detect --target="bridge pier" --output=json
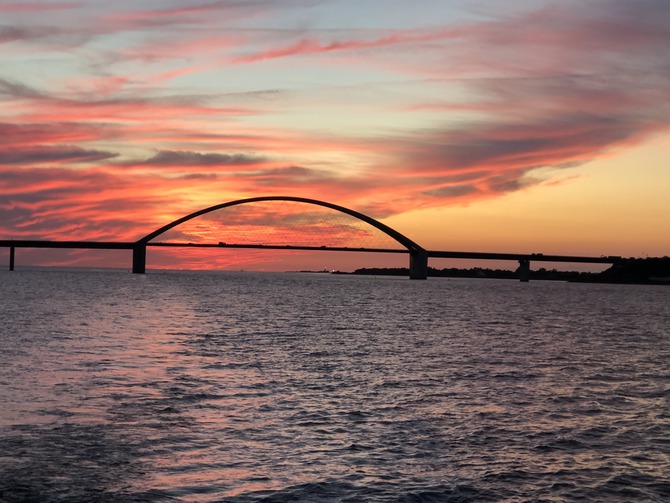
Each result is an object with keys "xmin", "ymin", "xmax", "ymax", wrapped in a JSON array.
[
  {"xmin": 132, "ymin": 245, "xmax": 146, "ymax": 274},
  {"xmin": 409, "ymin": 250, "xmax": 428, "ymax": 280},
  {"xmin": 518, "ymin": 259, "xmax": 530, "ymax": 282},
  {"xmin": 9, "ymin": 246, "xmax": 15, "ymax": 271}
]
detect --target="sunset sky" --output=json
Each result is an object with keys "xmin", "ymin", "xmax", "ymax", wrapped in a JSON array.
[{"xmin": 1, "ymin": 0, "xmax": 669, "ymax": 272}]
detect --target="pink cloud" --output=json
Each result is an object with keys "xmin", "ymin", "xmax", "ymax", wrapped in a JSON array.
[
  {"xmin": 0, "ymin": 165, "xmax": 198, "ymax": 241},
  {"xmin": 0, "ymin": 121, "xmax": 121, "ymax": 146},
  {"xmin": 233, "ymin": 27, "xmax": 464, "ymax": 64},
  {"xmin": 120, "ymin": 33, "xmax": 241, "ymax": 64},
  {"xmin": 16, "ymin": 96, "xmax": 256, "ymax": 123}
]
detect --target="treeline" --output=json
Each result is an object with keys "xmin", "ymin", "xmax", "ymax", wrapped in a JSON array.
[
  {"xmin": 595, "ymin": 257, "xmax": 670, "ymax": 284},
  {"xmin": 353, "ymin": 257, "xmax": 670, "ymax": 284}
]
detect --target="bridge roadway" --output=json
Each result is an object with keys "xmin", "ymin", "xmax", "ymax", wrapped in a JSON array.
[{"xmin": 0, "ymin": 239, "xmax": 621, "ymax": 281}]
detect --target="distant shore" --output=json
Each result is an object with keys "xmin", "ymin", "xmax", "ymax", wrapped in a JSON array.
[{"xmin": 349, "ymin": 257, "xmax": 670, "ymax": 285}]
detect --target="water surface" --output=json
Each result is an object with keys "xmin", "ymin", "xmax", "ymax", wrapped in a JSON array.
[{"xmin": 1, "ymin": 270, "xmax": 669, "ymax": 502}]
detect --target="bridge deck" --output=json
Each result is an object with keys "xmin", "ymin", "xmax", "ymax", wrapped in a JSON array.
[
  {"xmin": 427, "ymin": 250, "xmax": 620, "ymax": 264},
  {"xmin": 0, "ymin": 240, "xmax": 135, "ymax": 250},
  {"xmin": 1, "ymin": 239, "xmax": 621, "ymax": 264}
]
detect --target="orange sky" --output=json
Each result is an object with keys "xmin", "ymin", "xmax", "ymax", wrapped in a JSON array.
[{"xmin": 1, "ymin": 0, "xmax": 668, "ymax": 272}]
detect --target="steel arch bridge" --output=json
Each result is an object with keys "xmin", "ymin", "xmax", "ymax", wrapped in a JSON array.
[
  {"xmin": 131, "ymin": 196, "xmax": 430, "ymax": 278},
  {"xmin": 1, "ymin": 195, "xmax": 622, "ymax": 280}
]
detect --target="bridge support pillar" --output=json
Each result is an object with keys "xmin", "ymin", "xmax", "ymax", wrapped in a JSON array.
[
  {"xmin": 518, "ymin": 259, "xmax": 530, "ymax": 282},
  {"xmin": 9, "ymin": 246, "xmax": 15, "ymax": 271},
  {"xmin": 409, "ymin": 250, "xmax": 428, "ymax": 280},
  {"xmin": 132, "ymin": 244, "xmax": 146, "ymax": 274}
]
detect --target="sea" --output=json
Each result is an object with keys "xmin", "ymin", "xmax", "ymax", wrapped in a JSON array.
[{"xmin": 0, "ymin": 269, "xmax": 669, "ymax": 502}]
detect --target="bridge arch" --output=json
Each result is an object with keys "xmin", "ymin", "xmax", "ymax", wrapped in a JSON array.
[{"xmin": 132, "ymin": 196, "xmax": 427, "ymax": 278}]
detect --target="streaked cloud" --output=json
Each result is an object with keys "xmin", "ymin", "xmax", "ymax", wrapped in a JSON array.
[
  {"xmin": 0, "ymin": 146, "xmax": 117, "ymax": 165},
  {"xmin": 141, "ymin": 150, "xmax": 266, "ymax": 167}
]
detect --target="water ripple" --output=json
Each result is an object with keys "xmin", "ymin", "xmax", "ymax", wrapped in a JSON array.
[{"xmin": 1, "ymin": 271, "xmax": 669, "ymax": 502}]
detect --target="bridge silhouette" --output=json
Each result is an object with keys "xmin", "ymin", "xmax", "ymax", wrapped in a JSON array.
[{"xmin": 0, "ymin": 196, "xmax": 622, "ymax": 281}]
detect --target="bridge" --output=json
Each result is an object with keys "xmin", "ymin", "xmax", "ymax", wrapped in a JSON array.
[{"xmin": 0, "ymin": 196, "xmax": 622, "ymax": 280}]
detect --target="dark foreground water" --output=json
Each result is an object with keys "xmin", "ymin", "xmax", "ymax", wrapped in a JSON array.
[{"xmin": 0, "ymin": 269, "xmax": 669, "ymax": 502}]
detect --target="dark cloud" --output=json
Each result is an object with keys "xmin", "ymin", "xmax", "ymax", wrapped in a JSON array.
[
  {"xmin": 142, "ymin": 150, "xmax": 265, "ymax": 167},
  {"xmin": 0, "ymin": 146, "xmax": 117, "ymax": 165},
  {"xmin": 176, "ymin": 173, "xmax": 220, "ymax": 180},
  {"xmin": 0, "ymin": 25, "xmax": 62, "ymax": 44},
  {"xmin": 244, "ymin": 166, "xmax": 334, "ymax": 186},
  {"xmin": 0, "ymin": 77, "xmax": 44, "ymax": 99},
  {"xmin": 424, "ymin": 185, "xmax": 479, "ymax": 199},
  {"xmin": 443, "ymin": 116, "xmax": 631, "ymax": 170},
  {"xmin": 485, "ymin": 172, "xmax": 529, "ymax": 193},
  {"xmin": 0, "ymin": 23, "xmax": 89, "ymax": 49}
]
